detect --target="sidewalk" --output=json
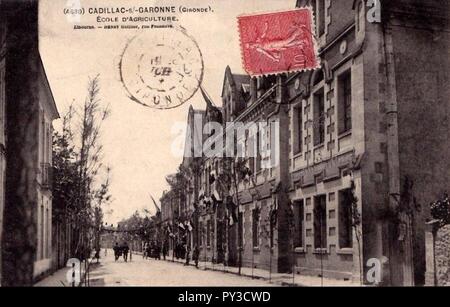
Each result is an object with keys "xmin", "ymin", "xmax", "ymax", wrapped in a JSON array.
[
  {"xmin": 34, "ymin": 259, "xmax": 97, "ymax": 287},
  {"xmin": 159, "ymin": 256, "xmax": 360, "ymax": 287}
]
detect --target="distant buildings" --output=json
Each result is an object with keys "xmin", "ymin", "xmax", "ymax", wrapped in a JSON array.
[
  {"xmin": 160, "ymin": 0, "xmax": 450, "ymax": 286},
  {"xmin": 0, "ymin": 0, "xmax": 60, "ymax": 285}
]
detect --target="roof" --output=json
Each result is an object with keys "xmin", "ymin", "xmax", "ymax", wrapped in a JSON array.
[
  {"xmin": 182, "ymin": 106, "xmax": 206, "ymax": 166},
  {"xmin": 221, "ymin": 66, "xmax": 251, "ymax": 98},
  {"xmin": 232, "ymin": 73, "xmax": 251, "ymax": 91},
  {"xmin": 38, "ymin": 54, "xmax": 60, "ymax": 120}
]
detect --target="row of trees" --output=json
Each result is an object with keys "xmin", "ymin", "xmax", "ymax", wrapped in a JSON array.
[
  {"xmin": 116, "ymin": 210, "xmax": 159, "ymax": 246},
  {"xmin": 52, "ymin": 75, "xmax": 112, "ymax": 261}
]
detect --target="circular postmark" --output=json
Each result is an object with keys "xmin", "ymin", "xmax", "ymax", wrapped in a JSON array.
[{"xmin": 119, "ymin": 27, "xmax": 204, "ymax": 109}]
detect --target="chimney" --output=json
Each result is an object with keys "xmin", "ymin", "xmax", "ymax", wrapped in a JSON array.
[{"xmin": 250, "ymin": 77, "xmax": 257, "ymax": 104}]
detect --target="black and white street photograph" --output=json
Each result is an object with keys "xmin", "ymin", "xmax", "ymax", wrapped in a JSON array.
[{"xmin": 0, "ymin": 0, "xmax": 449, "ymax": 292}]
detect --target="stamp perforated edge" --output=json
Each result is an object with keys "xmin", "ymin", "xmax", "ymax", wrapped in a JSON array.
[{"xmin": 236, "ymin": 6, "xmax": 321, "ymax": 78}]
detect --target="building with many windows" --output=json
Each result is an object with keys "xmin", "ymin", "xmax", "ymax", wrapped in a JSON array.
[
  {"xmin": 286, "ymin": 0, "xmax": 449, "ymax": 285},
  {"xmin": 161, "ymin": 0, "xmax": 449, "ymax": 286}
]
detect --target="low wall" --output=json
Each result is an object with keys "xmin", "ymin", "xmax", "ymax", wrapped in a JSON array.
[{"xmin": 426, "ymin": 224, "xmax": 450, "ymax": 286}]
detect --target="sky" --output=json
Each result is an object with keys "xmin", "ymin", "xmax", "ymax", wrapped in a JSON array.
[{"xmin": 39, "ymin": 0, "xmax": 295, "ymax": 224}]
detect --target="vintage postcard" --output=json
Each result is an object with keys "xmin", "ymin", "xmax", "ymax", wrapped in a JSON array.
[{"xmin": 0, "ymin": 0, "xmax": 449, "ymax": 293}]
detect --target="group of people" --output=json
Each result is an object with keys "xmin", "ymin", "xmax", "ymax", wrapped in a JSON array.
[
  {"xmin": 143, "ymin": 241, "xmax": 168, "ymax": 260},
  {"xmin": 112, "ymin": 240, "xmax": 201, "ymax": 268},
  {"xmin": 113, "ymin": 242, "xmax": 130, "ymax": 262},
  {"xmin": 175, "ymin": 242, "xmax": 200, "ymax": 268}
]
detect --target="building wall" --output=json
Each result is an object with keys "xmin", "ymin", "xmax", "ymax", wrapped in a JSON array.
[
  {"xmin": 35, "ymin": 76, "xmax": 55, "ymax": 277},
  {"xmin": 432, "ymin": 225, "xmax": 450, "ymax": 285},
  {"xmin": 0, "ymin": 10, "xmax": 6, "ymax": 285},
  {"xmin": 1, "ymin": 1, "xmax": 41, "ymax": 286},
  {"xmin": 170, "ymin": 0, "xmax": 449, "ymax": 285},
  {"xmin": 287, "ymin": 1, "xmax": 368, "ymax": 281},
  {"xmin": 291, "ymin": 0, "xmax": 450, "ymax": 285},
  {"xmin": 387, "ymin": 2, "xmax": 450, "ymax": 285},
  {"xmin": 1, "ymin": 0, "xmax": 59, "ymax": 285},
  {"xmin": 239, "ymin": 199, "xmax": 279, "ymax": 271}
]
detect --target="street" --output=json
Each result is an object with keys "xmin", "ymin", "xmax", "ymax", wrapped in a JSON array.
[{"xmin": 86, "ymin": 250, "xmax": 276, "ymax": 287}]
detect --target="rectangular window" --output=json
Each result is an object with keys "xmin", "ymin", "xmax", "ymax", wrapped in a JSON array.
[
  {"xmin": 0, "ymin": 59, "xmax": 5, "ymax": 146},
  {"xmin": 294, "ymin": 103, "xmax": 303, "ymax": 154},
  {"xmin": 339, "ymin": 190, "xmax": 353, "ymax": 248},
  {"xmin": 199, "ymin": 221, "xmax": 203, "ymax": 246},
  {"xmin": 247, "ymin": 135, "xmax": 255, "ymax": 175},
  {"xmin": 255, "ymin": 130, "xmax": 261, "ymax": 172},
  {"xmin": 46, "ymin": 207, "xmax": 50, "ymax": 258},
  {"xmin": 316, "ymin": 0, "xmax": 326, "ymax": 36},
  {"xmin": 40, "ymin": 204, "xmax": 44, "ymax": 259},
  {"xmin": 338, "ymin": 71, "xmax": 352, "ymax": 134},
  {"xmin": 314, "ymin": 195, "xmax": 327, "ymax": 249},
  {"xmin": 313, "ymin": 89, "xmax": 325, "ymax": 146},
  {"xmin": 238, "ymin": 212, "xmax": 244, "ymax": 248},
  {"xmin": 206, "ymin": 220, "xmax": 211, "ymax": 247},
  {"xmin": 294, "ymin": 200, "xmax": 305, "ymax": 248},
  {"xmin": 207, "ymin": 166, "xmax": 211, "ymax": 194},
  {"xmin": 270, "ymin": 217, "xmax": 274, "ymax": 249},
  {"xmin": 252, "ymin": 208, "xmax": 260, "ymax": 248}
]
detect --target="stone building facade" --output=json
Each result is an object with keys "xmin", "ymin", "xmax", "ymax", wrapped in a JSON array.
[
  {"xmin": 0, "ymin": 0, "xmax": 60, "ymax": 285},
  {"xmin": 288, "ymin": 0, "xmax": 450, "ymax": 285},
  {"xmin": 426, "ymin": 225, "xmax": 450, "ymax": 286},
  {"xmin": 161, "ymin": 0, "xmax": 449, "ymax": 286}
]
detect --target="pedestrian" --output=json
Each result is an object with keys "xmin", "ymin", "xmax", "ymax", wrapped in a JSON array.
[
  {"xmin": 95, "ymin": 249, "xmax": 100, "ymax": 263},
  {"xmin": 181, "ymin": 242, "xmax": 186, "ymax": 259},
  {"xmin": 153, "ymin": 241, "xmax": 159, "ymax": 260},
  {"xmin": 193, "ymin": 245, "xmax": 199, "ymax": 268},
  {"xmin": 162, "ymin": 240, "xmax": 168, "ymax": 260},
  {"xmin": 113, "ymin": 242, "xmax": 120, "ymax": 261},
  {"xmin": 146, "ymin": 243, "xmax": 152, "ymax": 260},
  {"xmin": 143, "ymin": 243, "xmax": 148, "ymax": 259},
  {"xmin": 184, "ymin": 243, "xmax": 190, "ymax": 266},
  {"xmin": 156, "ymin": 243, "xmax": 161, "ymax": 260},
  {"xmin": 122, "ymin": 242, "xmax": 129, "ymax": 262}
]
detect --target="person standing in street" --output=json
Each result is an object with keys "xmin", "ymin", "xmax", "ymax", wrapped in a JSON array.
[
  {"xmin": 122, "ymin": 242, "xmax": 129, "ymax": 262},
  {"xmin": 146, "ymin": 243, "xmax": 152, "ymax": 260},
  {"xmin": 193, "ymin": 245, "xmax": 200, "ymax": 268},
  {"xmin": 113, "ymin": 242, "xmax": 120, "ymax": 261},
  {"xmin": 162, "ymin": 240, "xmax": 168, "ymax": 260},
  {"xmin": 184, "ymin": 243, "xmax": 190, "ymax": 266},
  {"xmin": 143, "ymin": 242, "xmax": 148, "ymax": 259}
]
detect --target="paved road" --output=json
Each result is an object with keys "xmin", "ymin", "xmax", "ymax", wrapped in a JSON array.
[{"xmin": 87, "ymin": 250, "xmax": 275, "ymax": 286}]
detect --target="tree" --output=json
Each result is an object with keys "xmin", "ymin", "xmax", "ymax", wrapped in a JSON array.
[
  {"xmin": 218, "ymin": 157, "xmax": 250, "ymax": 274},
  {"xmin": 52, "ymin": 75, "xmax": 111, "ymax": 261},
  {"xmin": 430, "ymin": 194, "xmax": 450, "ymax": 229},
  {"xmin": 52, "ymin": 106, "xmax": 81, "ymax": 267},
  {"xmin": 345, "ymin": 180, "xmax": 363, "ymax": 285},
  {"xmin": 258, "ymin": 197, "xmax": 278, "ymax": 282}
]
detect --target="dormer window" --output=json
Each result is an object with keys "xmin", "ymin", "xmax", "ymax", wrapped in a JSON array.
[{"xmin": 313, "ymin": 0, "xmax": 326, "ymax": 37}]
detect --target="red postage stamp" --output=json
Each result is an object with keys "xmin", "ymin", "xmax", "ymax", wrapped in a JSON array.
[{"xmin": 237, "ymin": 8, "xmax": 320, "ymax": 77}]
